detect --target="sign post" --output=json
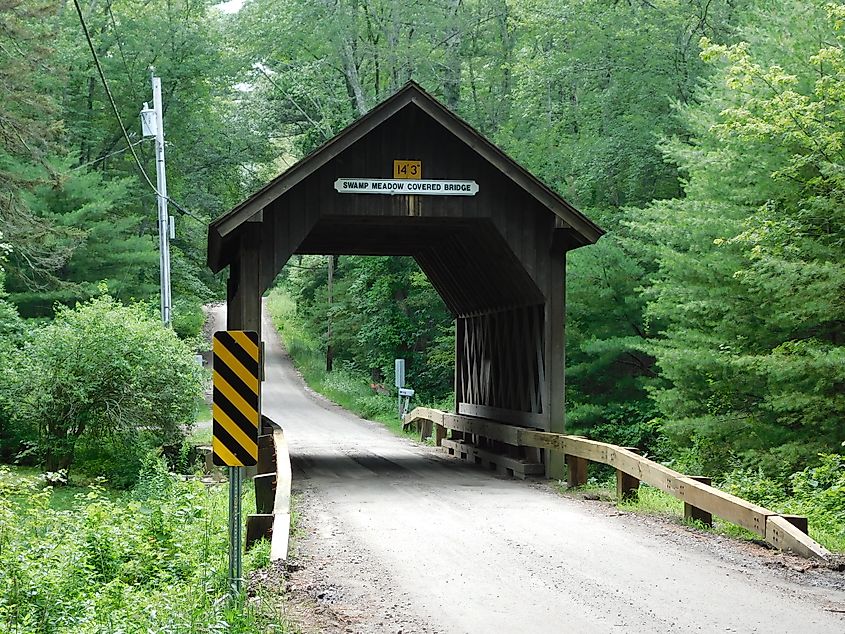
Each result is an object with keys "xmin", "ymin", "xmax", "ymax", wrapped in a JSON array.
[
  {"xmin": 212, "ymin": 330, "xmax": 260, "ymax": 597},
  {"xmin": 227, "ymin": 466, "xmax": 242, "ymax": 596}
]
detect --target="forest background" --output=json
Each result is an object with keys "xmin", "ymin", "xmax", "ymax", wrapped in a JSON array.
[{"xmin": 1, "ymin": 0, "xmax": 843, "ymax": 512}]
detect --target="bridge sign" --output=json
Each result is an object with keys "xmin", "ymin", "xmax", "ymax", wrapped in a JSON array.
[
  {"xmin": 334, "ymin": 178, "xmax": 478, "ymax": 196},
  {"xmin": 212, "ymin": 330, "xmax": 260, "ymax": 466}
]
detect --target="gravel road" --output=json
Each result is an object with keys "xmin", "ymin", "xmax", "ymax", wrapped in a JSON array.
[{"xmin": 213, "ymin": 304, "xmax": 845, "ymax": 633}]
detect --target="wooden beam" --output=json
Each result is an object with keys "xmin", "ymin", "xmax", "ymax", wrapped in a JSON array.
[
  {"xmin": 608, "ymin": 447, "xmax": 684, "ymax": 497},
  {"xmin": 458, "ymin": 403, "xmax": 546, "ymax": 428},
  {"xmin": 441, "ymin": 438, "xmax": 544, "ymax": 479},
  {"xmin": 545, "ymin": 251, "xmax": 565, "ymax": 478},
  {"xmin": 676, "ymin": 477, "xmax": 770, "ymax": 537},
  {"xmin": 226, "ymin": 225, "xmax": 262, "ymax": 335}
]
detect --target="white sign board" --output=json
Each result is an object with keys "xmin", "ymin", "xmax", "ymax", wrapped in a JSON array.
[
  {"xmin": 395, "ymin": 358, "xmax": 405, "ymax": 388},
  {"xmin": 335, "ymin": 178, "xmax": 478, "ymax": 196},
  {"xmin": 398, "ymin": 388, "xmax": 415, "ymax": 397}
]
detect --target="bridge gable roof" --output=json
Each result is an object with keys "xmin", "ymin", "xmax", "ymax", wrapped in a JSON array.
[{"xmin": 207, "ymin": 81, "xmax": 602, "ymax": 272}]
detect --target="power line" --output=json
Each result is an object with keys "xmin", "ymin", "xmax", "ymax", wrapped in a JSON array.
[
  {"xmin": 73, "ymin": 137, "xmax": 148, "ymax": 170},
  {"xmin": 71, "ymin": 0, "xmax": 203, "ymax": 223}
]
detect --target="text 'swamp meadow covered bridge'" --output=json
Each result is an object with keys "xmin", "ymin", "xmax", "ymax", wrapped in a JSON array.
[{"xmin": 207, "ymin": 81, "xmax": 603, "ymax": 477}]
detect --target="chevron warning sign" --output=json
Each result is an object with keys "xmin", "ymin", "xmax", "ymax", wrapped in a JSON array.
[{"xmin": 212, "ymin": 330, "xmax": 260, "ymax": 466}]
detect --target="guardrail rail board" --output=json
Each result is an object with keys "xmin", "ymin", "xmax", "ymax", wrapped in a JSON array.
[
  {"xmin": 269, "ymin": 423, "xmax": 292, "ymax": 563},
  {"xmin": 245, "ymin": 418, "xmax": 292, "ymax": 563},
  {"xmin": 405, "ymin": 407, "xmax": 832, "ymax": 561}
]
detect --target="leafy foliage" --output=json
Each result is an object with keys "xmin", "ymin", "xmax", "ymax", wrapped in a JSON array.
[
  {"xmin": 2, "ymin": 0, "xmax": 843, "ymax": 521},
  {"xmin": 0, "ymin": 457, "xmax": 291, "ymax": 633},
  {"xmin": 721, "ymin": 453, "xmax": 845, "ymax": 550},
  {"xmin": 283, "ymin": 256, "xmax": 453, "ymax": 400},
  {"xmin": 633, "ymin": 1, "xmax": 845, "ymax": 475},
  {"xmin": 4, "ymin": 295, "xmax": 204, "ymax": 481}
]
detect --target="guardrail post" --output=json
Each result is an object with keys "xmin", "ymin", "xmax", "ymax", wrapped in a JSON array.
[
  {"xmin": 684, "ymin": 476, "xmax": 713, "ymax": 527},
  {"xmin": 256, "ymin": 434, "xmax": 275, "ymax": 475},
  {"xmin": 615, "ymin": 447, "xmax": 641, "ymax": 501},
  {"xmin": 245, "ymin": 514, "xmax": 273, "ymax": 549},
  {"xmin": 781, "ymin": 515, "xmax": 809, "ymax": 534},
  {"xmin": 419, "ymin": 418, "xmax": 433, "ymax": 441},
  {"xmin": 434, "ymin": 423, "xmax": 446, "ymax": 447},
  {"xmin": 616, "ymin": 470, "xmax": 640, "ymax": 501},
  {"xmin": 565, "ymin": 454, "xmax": 588, "ymax": 487},
  {"xmin": 253, "ymin": 473, "xmax": 276, "ymax": 514}
]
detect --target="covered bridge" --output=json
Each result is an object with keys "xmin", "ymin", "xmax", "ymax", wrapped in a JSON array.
[{"xmin": 207, "ymin": 81, "xmax": 603, "ymax": 475}]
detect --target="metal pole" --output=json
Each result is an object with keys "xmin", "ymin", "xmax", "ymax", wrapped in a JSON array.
[
  {"xmin": 228, "ymin": 466, "xmax": 243, "ymax": 596},
  {"xmin": 326, "ymin": 255, "xmax": 333, "ymax": 372},
  {"xmin": 152, "ymin": 75, "xmax": 172, "ymax": 326}
]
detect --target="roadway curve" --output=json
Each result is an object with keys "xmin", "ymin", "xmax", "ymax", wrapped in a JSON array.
[{"xmin": 216, "ymin": 305, "xmax": 845, "ymax": 632}]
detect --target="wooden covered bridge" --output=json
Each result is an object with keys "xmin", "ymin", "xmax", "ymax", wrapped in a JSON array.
[{"xmin": 207, "ymin": 81, "xmax": 603, "ymax": 477}]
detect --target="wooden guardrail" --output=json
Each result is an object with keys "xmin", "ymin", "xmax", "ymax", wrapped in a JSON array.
[
  {"xmin": 406, "ymin": 407, "xmax": 831, "ymax": 561},
  {"xmin": 245, "ymin": 417, "xmax": 292, "ymax": 562}
]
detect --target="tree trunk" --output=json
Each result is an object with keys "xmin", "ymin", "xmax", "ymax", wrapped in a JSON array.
[{"xmin": 442, "ymin": 0, "xmax": 462, "ymax": 109}]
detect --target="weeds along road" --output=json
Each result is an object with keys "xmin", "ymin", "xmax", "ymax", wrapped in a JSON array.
[{"xmin": 212, "ymin": 304, "xmax": 845, "ymax": 633}]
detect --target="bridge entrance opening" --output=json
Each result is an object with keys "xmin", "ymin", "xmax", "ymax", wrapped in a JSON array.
[{"xmin": 207, "ymin": 82, "xmax": 603, "ymax": 477}]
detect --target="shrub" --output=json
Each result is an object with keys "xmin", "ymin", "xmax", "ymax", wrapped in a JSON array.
[
  {"xmin": 9, "ymin": 295, "xmax": 205, "ymax": 482},
  {"xmin": 789, "ymin": 454, "xmax": 845, "ymax": 543},
  {"xmin": 172, "ymin": 297, "xmax": 206, "ymax": 340},
  {"xmin": 721, "ymin": 454, "xmax": 845, "ymax": 551}
]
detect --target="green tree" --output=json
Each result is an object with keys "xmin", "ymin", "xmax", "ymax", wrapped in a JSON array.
[
  {"xmin": 0, "ymin": 0, "xmax": 82, "ymax": 289},
  {"xmin": 633, "ymin": 1, "xmax": 845, "ymax": 476}
]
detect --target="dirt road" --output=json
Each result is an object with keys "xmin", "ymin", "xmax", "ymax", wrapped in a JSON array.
[{"xmin": 212, "ymin": 305, "xmax": 845, "ymax": 632}]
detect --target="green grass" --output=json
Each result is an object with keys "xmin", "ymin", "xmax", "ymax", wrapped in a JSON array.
[
  {"xmin": 266, "ymin": 289, "xmax": 419, "ymax": 440},
  {"xmin": 3, "ymin": 464, "xmax": 121, "ymax": 511},
  {"xmin": 196, "ymin": 399, "xmax": 211, "ymax": 423}
]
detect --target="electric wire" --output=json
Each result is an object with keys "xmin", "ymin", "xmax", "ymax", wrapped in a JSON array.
[
  {"xmin": 73, "ymin": 137, "xmax": 148, "ymax": 170},
  {"xmin": 71, "ymin": 0, "xmax": 203, "ymax": 223}
]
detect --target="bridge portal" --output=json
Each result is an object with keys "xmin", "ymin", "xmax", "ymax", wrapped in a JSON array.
[{"xmin": 207, "ymin": 82, "xmax": 603, "ymax": 476}]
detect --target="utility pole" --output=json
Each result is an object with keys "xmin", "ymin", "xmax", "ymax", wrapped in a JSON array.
[{"xmin": 140, "ymin": 74, "xmax": 172, "ymax": 326}]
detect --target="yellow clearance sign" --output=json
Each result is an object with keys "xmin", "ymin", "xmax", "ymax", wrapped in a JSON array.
[
  {"xmin": 212, "ymin": 330, "xmax": 260, "ymax": 466},
  {"xmin": 393, "ymin": 160, "xmax": 421, "ymax": 179}
]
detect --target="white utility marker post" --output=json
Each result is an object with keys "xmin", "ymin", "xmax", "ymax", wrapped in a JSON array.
[
  {"xmin": 395, "ymin": 358, "xmax": 405, "ymax": 420},
  {"xmin": 140, "ymin": 74, "xmax": 173, "ymax": 326}
]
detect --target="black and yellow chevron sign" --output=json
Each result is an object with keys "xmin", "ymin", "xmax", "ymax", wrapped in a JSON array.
[{"xmin": 212, "ymin": 330, "xmax": 260, "ymax": 466}]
